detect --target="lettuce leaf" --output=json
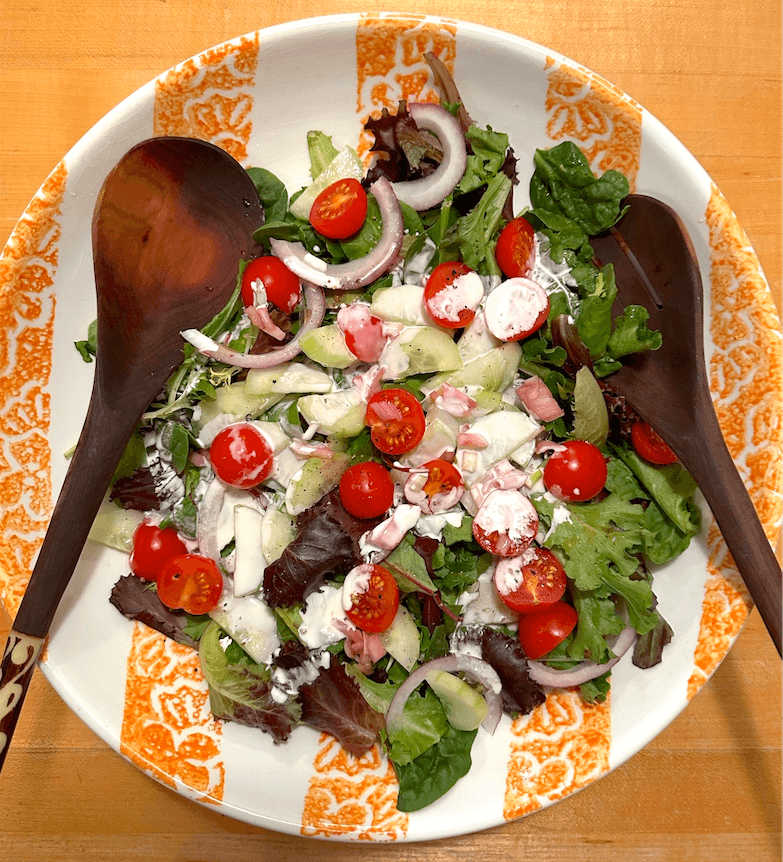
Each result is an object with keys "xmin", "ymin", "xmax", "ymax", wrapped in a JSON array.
[{"xmin": 198, "ymin": 622, "xmax": 300, "ymax": 743}]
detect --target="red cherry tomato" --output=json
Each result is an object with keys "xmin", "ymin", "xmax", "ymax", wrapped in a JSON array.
[
  {"xmin": 339, "ymin": 461, "xmax": 395, "ymax": 518},
  {"xmin": 423, "ymin": 262, "xmax": 483, "ymax": 329},
  {"xmin": 421, "ymin": 458, "xmax": 464, "ymax": 501},
  {"xmin": 157, "ymin": 554, "xmax": 223, "ymax": 615},
  {"xmin": 210, "ymin": 423, "xmax": 274, "ymax": 489},
  {"xmin": 494, "ymin": 548, "xmax": 568, "ymax": 614},
  {"xmin": 631, "ymin": 421, "xmax": 678, "ymax": 465},
  {"xmin": 543, "ymin": 440, "xmax": 607, "ymax": 502},
  {"xmin": 495, "ymin": 216, "xmax": 536, "ymax": 278},
  {"xmin": 129, "ymin": 521, "xmax": 188, "ymax": 582},
  {"xmin": 518, "ymin": 601, "xmax": 578, "ymax": 659},
  {"xmin": 309, "ymin": 178, "xmax": 368, "ymax": 239},
  {"xmin": 472, "ymin": 489, "xmax": 539, "ymax": 558},
  {"xmin": 344, "ymin": 564, "xmax": 400, "ymax": 633},
  {"xmin": 240, "ymin": 255, "xmax": 301, "ymax": 314},
  {"xmin": 365, "ymin": 388, "xmax": 426, "ymax": 455}
]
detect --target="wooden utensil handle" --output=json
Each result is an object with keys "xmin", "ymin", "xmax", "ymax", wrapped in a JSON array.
[
  {"xmin": 0, "ymin": 631, "xmax": 45, "ymax": 772},
  {"xmin": 683, "ymin": 391, "xmax": 782, "ymax": 656}
]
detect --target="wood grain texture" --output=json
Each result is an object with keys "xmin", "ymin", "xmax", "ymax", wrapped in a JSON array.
[{"xmin": 0, "ymin": 1, "xmax": 780, "ymax": 858}]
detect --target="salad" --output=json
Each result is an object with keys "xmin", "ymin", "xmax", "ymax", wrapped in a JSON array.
[{"xmin": 85, "ymin": 60, "xmax": 701, "ymax": 813}]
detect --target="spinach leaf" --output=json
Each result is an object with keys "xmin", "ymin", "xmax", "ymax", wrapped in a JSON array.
[
  {"xmin": 245, "ymin": 166, "xmax": 289, "ymax": 223},
  {"xmin": 530, "ymin": 141, "xmax": 629, "ymax": 235},
  {"xmin": 393, "ymin": 725, "xmax": 477, "ymax": 812}
]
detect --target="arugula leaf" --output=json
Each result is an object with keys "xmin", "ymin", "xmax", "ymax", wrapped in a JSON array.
[
  {"xmin": 393, "ymin": 725, "xmax": 477, "ymax": 812},
  {"xmin": 454, "ymin": 171, "xmax": 511, "ymax": 274}
]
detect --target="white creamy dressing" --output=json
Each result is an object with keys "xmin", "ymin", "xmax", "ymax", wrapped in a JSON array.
[{"xmin": 297, "ymin": 584, "xmax": 349, "ymax": 650}]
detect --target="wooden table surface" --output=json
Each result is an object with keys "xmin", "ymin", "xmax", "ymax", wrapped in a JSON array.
[{"xmin": 1, "ymin": 1, "xmax": 780, "ymax": 859}]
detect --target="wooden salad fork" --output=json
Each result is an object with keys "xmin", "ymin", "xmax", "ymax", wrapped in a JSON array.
[{"xmin": 591, "ymin": 194, "xmax": 782, "ymax": 655}]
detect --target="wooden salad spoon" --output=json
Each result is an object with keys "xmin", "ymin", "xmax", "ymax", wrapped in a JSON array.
[
  {"xmin": 0, "ymin": 137, "xmax": 264, "ymax": 769},
  {"xmin": 591, "ymin": 194, "xmax": 782, "ymax": 655}
]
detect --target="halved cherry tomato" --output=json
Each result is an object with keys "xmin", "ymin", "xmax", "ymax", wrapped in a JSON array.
[
  {"xmin": 543, "ymin": 440, "xmax": 607, "ymax": 502},
  {"xmin": 129, "ymin": 521, "xmax": 189, "ymax": 583},
  {"xmin": 309, "ymin": 178, "xmax": 368, "ymax": 239},
  {"xmin": 210, "ymin": 423, "xmax": 274, "ymax": 489},
  {"xmin": 365, "ymin": 388, "xmax": 426, "ymax": 455},
  {"xmin": 157, "ymin": 554, "xmax": 223, "ymax": 615},
  {"xmin": 631, "ymin": 421, "xmax": 678, "ymax": 465},
  {"xmin": 421, "ymin": 458, "xmax": 463, "ymax": 501},
  {"xmin": 495, "ymin": 216, "xmax": 536, "ymax": 278},
  {"xmin": 344, "ymin": 564, "xmax": 400, "ymax": 633},
  {"xmin": 240, "ymin": 255, "xmax": 301, "ymax": 314},
  {"xmin": 494, "ymin": 548, "xmax": 567, "ymax": 614},
  {"xmin": 518, "ymin": 601, "xmax": 578, "ymax": 659},
  {"xmin": 339, "ymin": 461, "xmax": 394, "ymax": 518},
  {"xmin": 423, "ymin": 261, "xmax": 484, "ymax": 329},
  {"xmin": 472, "ymin": 489, "xmax": 539, "ymax": 558}
]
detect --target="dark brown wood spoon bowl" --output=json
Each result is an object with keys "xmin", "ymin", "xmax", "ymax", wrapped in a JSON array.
[
  {"xmin": 0, "ymin": 137, "xmax": 263, "ymax": 769},
  {"xmin": 592, "ymin": 194, "xmax": 781, "ymax": 655}
]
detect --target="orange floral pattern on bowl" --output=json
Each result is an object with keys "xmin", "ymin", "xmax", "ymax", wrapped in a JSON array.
[
  {"xmin": 687, "ymin": 185, "xmax": 782, "ymax": 697},
  {"xmin": 504, "ymin": 690, "xmax": 611, "ymax": 819},
  {"xmin": 301, "ymin": 736, "xmax": 407, "ymax": 840},
  {"xmin": 120, "ymin": 622, "xmax": 224, "ymax": 802},
  {"xmin": 543, "ymin": 56, "xmax": 642, "ymax": 191},
  {"xmin": 0, "ymin": 161, "xmax": 66, "ymax": 619},
  {"xmin": 154, "ymin": 33, "xmax": 260, "ymax": 162}
]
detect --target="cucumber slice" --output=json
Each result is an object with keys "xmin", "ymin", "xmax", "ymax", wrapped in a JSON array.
[
  {"xmin": 299, "ymin": 324, "xmax": 357, "ymax": 370},
  {"xmin": 288, "ymin": 145, "xmax": 364, "ymax": 221},
  {"xmin": 399, "ymin": 327, "xmax": 462, "ymax": 376},
  {"xmin": 455, "ymin": 408, "xmax": 540, "ymax": 487},
  {"xmin": 88, "ymin": 502, "xmax": 144, "ymax": 552},
  {"xmin": 426, "ymin": 669, "xmax": 488, "ymax": 731},
  {"xmin": 298, "ymin": 388, "xmax": 366, "ymax": 437},
  {"xmin": 196, "ymin": 382, "xmax": 282, "ymax": 428},
  {"xmin": 260, "ymin": 506, "xmax": 296, "ymax": 564},
  {"xmin": 210, "ymin": 591, "xmax": 280, "ymax": 665},
  {"xmin": 379, "ymin": 605, "xmax": 420, "ymax": 671},
  {"xmin": 427, "ymin": 342, "xmax": 522, "ymax": 393},
  {"xmin": 370, "ymin": 283, "xmax": 429, "ymax": 326},
  {"xmin": 245, "ymin": 362, "xmax": 333, "ymax": 395},
  {"xmin": 285, "ymin": 453, "xmax": 349, "ymax": 515}
]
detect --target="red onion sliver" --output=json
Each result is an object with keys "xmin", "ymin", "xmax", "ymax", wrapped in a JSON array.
[
  {"xmin": 269, "ymin": 177, "xmax": 404, "ymax": 290},
  {"xmin": 385, "ymin": 654, "xmax": 503, "ymax": 736},
  {"xmin": 389, "ymin": 102, "xmax": 468, "ymax": 211},
  {"xmin": 182, "ymin": 281, "xmax": 325, "ymax": 369},
  {"xmin": 526, "ymin": 601, "xmax": 638, "ymax": 688}
]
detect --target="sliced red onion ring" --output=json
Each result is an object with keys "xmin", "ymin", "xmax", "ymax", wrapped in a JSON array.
[
  {"xmin": 269, "ymin": 177, "xmax": 403, "ymax": 290},
  {"xmin": 389, "ymin": 102, "xmax": 468, "ymax": 211},
  {"xmin": 385, "ymin": 654, "xmax": 503, "ymax": 736},
  {"xmin": 526, "ymin": 601, "xmax": 638, "ymax": 688},
  {"xmin": 181, "ymin": 281, "xmax": 325, "ymax": 369}
]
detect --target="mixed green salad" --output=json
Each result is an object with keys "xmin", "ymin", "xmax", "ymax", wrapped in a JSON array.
[{"xmin": 86, "ymin": 63, "xmax": 701, "ymax": 812}]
